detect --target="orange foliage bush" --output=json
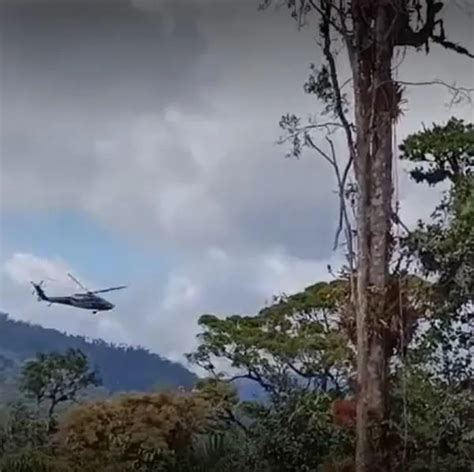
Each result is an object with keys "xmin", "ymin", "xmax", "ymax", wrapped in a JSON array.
[{"xmin": 53, "ymin": 390, "xmax": 216, "ymax": 471}]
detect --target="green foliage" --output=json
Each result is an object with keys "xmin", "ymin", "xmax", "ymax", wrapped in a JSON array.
[
  {"xmin": 187, "ymin": 280, "xmax": 352, "ymax": 399},
  {"xmin": 194, "ymin": 378, "xmax": 241, "ymax": 428},
  {"xmin": 53, "ymin": 389, "xmax": 237, "ymax": 472},
  {"xmin": 0, "ymin": 401, "xmax": 64, "ymax": 472},
  {"xmin": 0, "ymin": 401, "xmax": 48, "ymax": 454},
  {"xmin": 244, "ymin": 390, "xmax": 353, "ymax": 472},
  {"xmin": 187, "ymin": 281, "xmax": 357, "ymax": 471},
  {"xmin": 399, "ymin": 118, "xmax": 473, "ymax": 186},
  {"xmin": 400, "ymin": 118, "xmax": 473, "ymax": 311},
  {"xmin": 304, "ymin": 63, "xmax": 349, "ymax": 118},
  {"xmin": 0, "ymin": 313, "xmax": 197, "ymax": 396},
  {"xmin": 0, "ymin": 353, "xmax": 21, "ymax": 404},
  {"xmin": 185, "ymin": 430, "xmax": 255, "ymax": 472},
  {"xmin": 19, "ymin": 349, "xmax": 101, "ymax": 423},
  {"xmin": 389, "ymin": 367, "xmax": 474, "ymax": 472},
  {"xmin": 399, "ymin": 117, "xmax": 473, "ymax": 385},
  {"xmin": 0, "ymin": 449, "xmax": 68, "ymax": 472}
]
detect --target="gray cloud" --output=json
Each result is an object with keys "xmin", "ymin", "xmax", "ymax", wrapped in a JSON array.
[
  {"xmin": 1, "ymin": 0, "xmax": 341, "ymax": 259},
  {"xmin": 0, "ymin": 0, "xmax": 207, "ymax": 112},
  {"xmin": 0, "ymin": 0, "xmax": 209, "ymax": 213},
  {"xmin": 1, "ymin": 0, "xmax": 473, "ymax": 360}
]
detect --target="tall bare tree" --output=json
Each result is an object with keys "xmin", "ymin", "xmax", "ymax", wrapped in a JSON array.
[{"xmin": 263, "ymin": 0, "xmax": 472, "ymax": 469}]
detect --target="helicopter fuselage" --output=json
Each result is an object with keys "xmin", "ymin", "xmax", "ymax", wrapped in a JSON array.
[
  {"xmin": 32, "ymin": 282, "xmax": 114, "ymax": 313},
  {"xmin": 48, "ymin": 293, "xmax": 114, "ymax": 311}
]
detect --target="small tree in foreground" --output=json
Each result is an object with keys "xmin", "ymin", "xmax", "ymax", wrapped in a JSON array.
[{"xmin": 19, "ymin": 349, "xmax": 101, "ymax": 430}]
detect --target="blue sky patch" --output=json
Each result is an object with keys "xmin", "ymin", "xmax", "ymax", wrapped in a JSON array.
[{"xmin": 1, "ymin": 210, "xmax": 171, "ymax": 286}]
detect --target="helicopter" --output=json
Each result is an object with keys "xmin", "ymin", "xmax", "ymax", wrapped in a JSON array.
[{"xmin": 31, "ymin": 273, "xmax": 126, "ymax": 315}]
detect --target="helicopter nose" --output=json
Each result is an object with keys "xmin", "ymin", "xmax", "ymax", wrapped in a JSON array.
[{"xmin": 107, "ymin": 302, "xmax": 115, "ymax": 310}]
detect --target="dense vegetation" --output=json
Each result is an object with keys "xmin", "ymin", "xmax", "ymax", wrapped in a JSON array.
[
  {"xmin": 0, "ymin": 313, "xmax": 197, "ymax": 402},
  {"xmin": 0, "ymin": 118, "xmax": 472, "ymax": 471}
]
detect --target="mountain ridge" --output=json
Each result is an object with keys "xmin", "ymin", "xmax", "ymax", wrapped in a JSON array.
[
  {"xmin": 0, "ymin": 312, "xmax": 198, "ymax": 398},
  {"xmin": 0, "ymin": 312, "xmax": 266, "ymax": 403}
]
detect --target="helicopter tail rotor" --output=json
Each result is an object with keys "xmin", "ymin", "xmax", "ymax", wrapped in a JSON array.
[{"xmin": 31, "ymin": 280, "xmax": 49, "ymax": 302}]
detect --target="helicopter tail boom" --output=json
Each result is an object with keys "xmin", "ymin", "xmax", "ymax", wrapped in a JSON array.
[{"xmin": 31, "ymin": 281, "xmax": 49, "ymax": 302}]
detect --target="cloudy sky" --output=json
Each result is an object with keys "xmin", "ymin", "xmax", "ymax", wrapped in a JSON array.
[{"xmin": 0, "ymin": 0, "xmax": 472, "ymax": 366}]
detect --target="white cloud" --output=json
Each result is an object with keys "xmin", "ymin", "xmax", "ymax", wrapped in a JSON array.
[
  {"xmin": 256, "ymin": 248, "xmax": 339, "ymax": 297},
  {"xmin": 132, "ymin": 247, "xmax": 341, "ymax": 363},
  {"xmin": 4, "ymin": 253, "xmax": 69, "ymax": 287},
  {"xmin": 1, "ymin": 248, "xmax": 340, "ymax": 365},
  {"xmin": 161, "ymin": 275, "xmax": 200, "ymax": 312},
  {"xmin": 0, "ymin": 253, "xmax": 133, "ymax": 345}
]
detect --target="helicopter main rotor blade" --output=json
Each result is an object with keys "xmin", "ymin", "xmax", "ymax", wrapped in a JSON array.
[
  {"xmin": 67, "ymin": 273, "xmax": 90, "ymax": 293},
  {"xmin": 90, "ymin": 286, "xmax": 127, "ymax": 295}
]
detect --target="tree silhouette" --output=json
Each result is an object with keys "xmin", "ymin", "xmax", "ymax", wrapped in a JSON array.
[{"xmin": 19, "ymin": 349, "xmax": 101, "ymax": 431}]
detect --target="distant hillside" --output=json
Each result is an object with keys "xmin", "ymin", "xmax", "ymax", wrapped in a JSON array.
[{"xmin": 0, "ymin": 312, "xmax": 197, "ymax": 399}]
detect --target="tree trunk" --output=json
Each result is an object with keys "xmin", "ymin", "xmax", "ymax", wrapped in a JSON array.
[
  {"xmin": 47, "ymin": 399, "xmax": 58, "ymax": 433},
  {"xmin": 350, "ymin": 2, "xmax": 397, "ymax": 470}
]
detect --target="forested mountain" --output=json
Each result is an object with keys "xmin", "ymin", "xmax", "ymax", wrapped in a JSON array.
[{"xmin": 0, "ymin": 312, "xmax": 197, "ymax": 398}]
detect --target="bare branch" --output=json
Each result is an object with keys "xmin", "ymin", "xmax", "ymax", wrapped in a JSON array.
[
  {"xmin": 398, "ymin": 79, "xmax": 474, "ymax": 105},
  {"xmin": 325, "ymin": 136, "xmax": 354, "ymax": 261},
  {"xmin": 320, "ymin": 2, "xmax": 355, "ymax": 150},
  {"xmin": 391, "ymin": 211, "xmax": 411, "ymax": 236},
  {"xmin": 277, "ymin": 3, "xmax": 356, "ymax": 263},
  {"xmin": 287, "ymin": 362, "xmax": 314, "ymax": 379},
  {"xmin": 307, "ymin": 0, "xmax": 345, "ymax": 36},
  {"xmin": 318, "ymin": 4, "xmax": 356, "ymax": 265},
  {"xmin": 227, "ymin": 374, "xmax": 258, "ymax": 384},
  {"xmin": 281, "ymin": 121, "xmax": 344, "ymax": 137},
  {"xmin": 227, "ymin": 368, "xmax": 276, "ymax": 395},
  {"xmin": 431, "ymin": 35, "xmax": 474, "ymax": 59},
  {"xmin": 305, "ymin": 134, "xmax": 335, "ymax": 166},
  {"xmin": 340, "ymin": 76, "xmax": 353, "ymax": 91},
  {"xmin": 326, "ymin": 137, "xmax": 345, "ymax": 248}
]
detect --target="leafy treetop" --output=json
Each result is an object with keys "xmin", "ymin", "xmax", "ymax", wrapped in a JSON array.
[{"xmin": 19, "ymin": 349, "xmax": 101, "ymax": 424}]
